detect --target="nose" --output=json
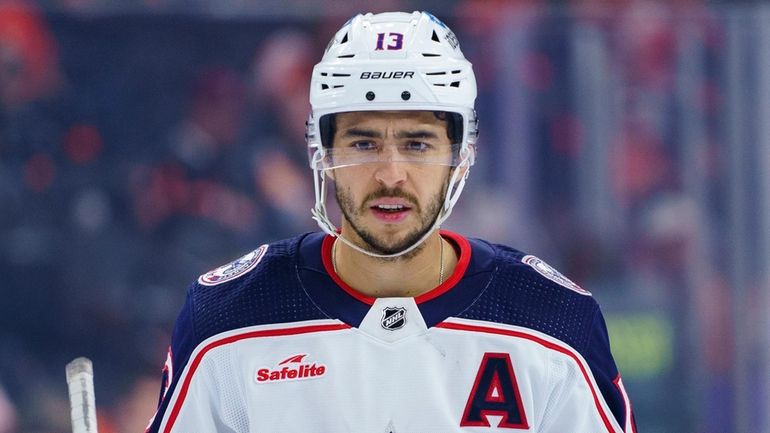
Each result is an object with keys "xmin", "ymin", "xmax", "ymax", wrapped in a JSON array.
[{"xmin": 373, "ymin": 146, "xmax": 407, "ymax": 187}]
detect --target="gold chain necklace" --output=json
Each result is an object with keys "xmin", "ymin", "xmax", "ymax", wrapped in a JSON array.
[
  {"xmin": 331, "ymin": 239, "xmax": 339, "ymax": 275},
  {"xmin": 331, "ymin": 237, "xmax": 446, "ymax": 285},
  {"xmin": 438, "ymin": 237, "xmax": 445, "ymax": 285}
]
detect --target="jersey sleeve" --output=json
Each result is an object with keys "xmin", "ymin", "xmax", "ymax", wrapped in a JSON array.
[
  {"xmin": 145, "ymin": 284, "xmax": 198, "ymax": 433},
  {"xmin": 541, "ymin": 307, "xmax": 636, "ymax": 433},
  {"xmin": 584, "ymin": 307, "xmax": 637, "ymax": 432},
  {"xmin": 146, "ymin": 282, "xmax": 251, "ymax": 433}
]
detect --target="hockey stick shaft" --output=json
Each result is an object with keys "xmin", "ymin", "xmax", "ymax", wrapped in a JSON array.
[{"xmin": 65, "ymin": 357, "xmax": 99, "ymax": 433}]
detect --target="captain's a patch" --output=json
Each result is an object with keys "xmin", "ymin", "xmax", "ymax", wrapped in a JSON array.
[
  {"xmin": 198, "ymin": 245, "xmax": 268, "ymax": 286},
  {"xmin": 522, "ymin": 255, "xmax": 591, "ymax": 296}
]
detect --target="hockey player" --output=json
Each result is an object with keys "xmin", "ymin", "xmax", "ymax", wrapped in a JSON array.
[{"xmin": 147, "ymin": 11, "xmax": 636, "ymax": 432}]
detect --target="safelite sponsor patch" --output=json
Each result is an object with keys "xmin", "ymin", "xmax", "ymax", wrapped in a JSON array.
[{"xmin": 255, "ymin": 354, "xmax": 327, "ymax": 384}]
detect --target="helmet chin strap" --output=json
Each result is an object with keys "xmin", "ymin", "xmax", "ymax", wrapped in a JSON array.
[{"xmin": 311, "ymin": 152, "xmax": 472, "ymax": 259}]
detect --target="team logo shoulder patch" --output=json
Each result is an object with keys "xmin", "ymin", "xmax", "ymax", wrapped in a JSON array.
[
  {"xmin": 522, "ymin": 255, "xmax": 591, "ymax": 296},
  {"xmin": 198, "ymin": 244, "xmax": 268, "ymax": 286}
]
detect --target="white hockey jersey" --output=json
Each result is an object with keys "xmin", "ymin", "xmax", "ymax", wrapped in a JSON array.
[{"xmin": 146, "ymin": 231, "xmax": 636, "ymax": 433}]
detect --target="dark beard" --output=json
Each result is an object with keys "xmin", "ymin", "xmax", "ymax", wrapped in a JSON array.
[{"xmin": 335, "ymin": 182, "xmax": 446, "ymax": 260}]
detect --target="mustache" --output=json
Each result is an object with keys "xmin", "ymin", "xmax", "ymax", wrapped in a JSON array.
[{"xmin": 361, "ymin": 188, "xmax": 420, "ymax": 212}]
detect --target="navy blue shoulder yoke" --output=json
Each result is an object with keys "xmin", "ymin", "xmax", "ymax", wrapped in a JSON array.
[
  {"xmin": 187, "ymin": 233, "xmax": 329, "ymax": 343},
  {"xmin": 457, "ymin": 241, "xmax": 601, "ymax": 354}
]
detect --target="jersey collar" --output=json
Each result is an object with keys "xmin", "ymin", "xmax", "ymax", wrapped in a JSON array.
[
  {"xmin": 319, "ymin": 229, "xmax": 472, "ymax": 306},
  {"xmin": 297, "ymin": 231, "xmax": 497, "ymax": 328}
]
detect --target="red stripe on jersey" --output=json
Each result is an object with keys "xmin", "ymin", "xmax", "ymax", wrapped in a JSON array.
[
  {"xmin": 435, "ymin": 320, "xmax": 622, "ymax": 433},
  {"xmin": 613, "ymin": 375, "xmax": 636, "ymax": 433},
  {"xmin": 162, "ymin": 322, "xmax": 350, "ymax": 432},
  {"xmin": 415, "ymin": 230, "xmax": 471, "ymax": 304},
  {"xmin": 321, "ymin": 230, "xmax": 472, "ymax": 305},
  {"xmin": 321, "ymin": 234, "xmax": 374, "ymax": 304}
]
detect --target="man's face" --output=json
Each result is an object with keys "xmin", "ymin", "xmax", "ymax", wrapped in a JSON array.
[{"xmin": 331, "ymin": 111, "xmax": 453, "ymax": 257}]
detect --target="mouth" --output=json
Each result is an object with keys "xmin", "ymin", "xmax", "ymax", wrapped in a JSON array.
[
  {"xmin": 369, "ymin": 201, "xmax": 413, "ymax": 222},
  {"xmin": 372, "ymin": 203, "xmax": 410, "ymax": 212}
]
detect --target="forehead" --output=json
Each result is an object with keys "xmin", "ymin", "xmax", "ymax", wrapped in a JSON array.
[{"xmin": 334, "ymin": 111, "xmax": 446, "ymax": 130}]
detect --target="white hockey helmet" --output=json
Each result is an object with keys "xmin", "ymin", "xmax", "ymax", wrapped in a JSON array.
[{"xmin": 306, "ymin": 11, "xmax": 479, "ymax": 258}]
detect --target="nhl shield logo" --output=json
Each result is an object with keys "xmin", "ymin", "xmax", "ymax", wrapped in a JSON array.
[{"xmin": 381, "ymin": 307, "xmax": 407, "ymax": 331}]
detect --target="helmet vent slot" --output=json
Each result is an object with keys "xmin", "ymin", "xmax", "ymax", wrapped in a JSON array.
[
  {"xmin": 422, "ymin": 53, "xmax": 440, "ymax": 57},
  {"xmin": 321, "ymin": 84, "xmax": 329, "ymax": 90},
  {"xmin": 450, "ymin": 81, "xmax": 460, "ymax": 88},
  {"xmin": 452, "ymin": 70, "xmax": 461, "ymax": 74},
  {"xmin": 337, "ymin": 54, "xmax": 355, "ymax": 58},
  {"xmin": 431, "ymin": 30, "xmax": 441, "ymax": 42},
  {"xmin": 332, "ymin": 73, "xmax": 351, "ymax": 77},
  {"xmin": 340, "ymin": 33, "xmax": 349, "ymax": 44}
]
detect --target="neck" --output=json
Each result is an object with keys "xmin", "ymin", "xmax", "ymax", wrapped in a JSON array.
[{"xmin": 332, "ymin": 230, "xmax": 457, "ymax": 298}]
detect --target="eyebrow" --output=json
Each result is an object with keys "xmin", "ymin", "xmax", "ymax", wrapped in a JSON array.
[{"xmin": 340, "ymin": 128, "xmax": 440, "ymax": 140}]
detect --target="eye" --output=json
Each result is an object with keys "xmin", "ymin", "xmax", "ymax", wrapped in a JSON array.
[
  {"xmin": 352, "ymin": 141, "xmax": 377, "ymax": 151},
  {"xmin": 404, "ymin": 141, "xmax": 431, "ymax": 152}
]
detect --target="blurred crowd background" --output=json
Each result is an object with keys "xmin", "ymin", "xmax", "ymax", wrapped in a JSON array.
[{"xmin": 1, "ymin": 0, "xmax": 769, "ymax": 431}]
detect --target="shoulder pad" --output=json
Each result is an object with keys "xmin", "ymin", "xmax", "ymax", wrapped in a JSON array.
[{"xmin": 198, "ymin": 244, "xmax": 269, "ymax": 286}]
